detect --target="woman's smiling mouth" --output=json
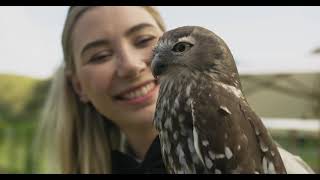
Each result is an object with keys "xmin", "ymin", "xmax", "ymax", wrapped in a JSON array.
[{"xmin": 114, "ymin": 80, "xmax": 159, "ymax": 105}]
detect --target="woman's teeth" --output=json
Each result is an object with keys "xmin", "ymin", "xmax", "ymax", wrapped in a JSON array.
[{"xmin": 122, "ymin": 82, "xmax": 155, "ymax": 100}]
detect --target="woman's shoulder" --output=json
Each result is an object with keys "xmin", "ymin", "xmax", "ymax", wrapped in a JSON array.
[{"xmin": 277, "ymin": 147, "xmax": 315, "ymax": 174}]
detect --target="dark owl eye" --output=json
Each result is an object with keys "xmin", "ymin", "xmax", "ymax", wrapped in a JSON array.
[{"xmin": 172, "ymin": 42, "xmax": 193, "ymax": 53}]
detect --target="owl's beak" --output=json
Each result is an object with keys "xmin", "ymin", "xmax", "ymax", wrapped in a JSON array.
[{"xmin": 151, "ymin": 53, "xmax": 168, "ymax": 78}]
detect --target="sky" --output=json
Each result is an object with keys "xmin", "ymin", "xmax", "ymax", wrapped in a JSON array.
[{"xmin": 0, "ymin": 6, "xmax": 320, "ymax": 79}]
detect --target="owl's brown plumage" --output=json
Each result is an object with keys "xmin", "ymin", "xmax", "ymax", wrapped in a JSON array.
[{"xmin": 151, "ymin": 26, "xmax": 287, "ymax": 174}]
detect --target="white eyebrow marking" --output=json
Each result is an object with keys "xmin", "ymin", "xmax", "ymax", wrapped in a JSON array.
[{"xmin": 177, "ymin": 36, "xmax": 195, "ymax": 44}]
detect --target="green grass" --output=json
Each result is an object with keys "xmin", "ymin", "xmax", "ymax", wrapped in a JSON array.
[
  {"xmin": 0, "ymin": 73, "xmax": 50, "ymax": 173},
  {"xmin": 0, "ymin": 121, "xmax": 38, "ymax": 173},
  {"xmin": 0, "ymin": 74, "xmax": 39, "ymax": 116}
]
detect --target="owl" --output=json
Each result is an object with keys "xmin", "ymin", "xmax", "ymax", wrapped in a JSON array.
[{"xmin": 151, "ymin": 26, "xmax": 287, "ymax": 174}]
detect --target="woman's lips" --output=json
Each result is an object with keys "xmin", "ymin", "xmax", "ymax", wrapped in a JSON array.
[{"xmin": 114, "ymin": 80, "xmax": 159, "ymax": 105}]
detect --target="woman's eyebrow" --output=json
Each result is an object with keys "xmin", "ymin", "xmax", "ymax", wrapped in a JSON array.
[
  {"xmin": 124, "ymin": 23, "xmax": 155, "ymax": 37},
  {"xmin": 81, "ymin": 39, "xmax": 110, "ymax": 57}
]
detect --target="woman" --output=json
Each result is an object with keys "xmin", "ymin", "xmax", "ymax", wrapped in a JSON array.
[{"xmin": 40, "ymin": 6, "xmax": 314, "ymax": 174}]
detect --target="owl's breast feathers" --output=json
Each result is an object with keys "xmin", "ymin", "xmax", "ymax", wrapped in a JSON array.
[{"xmin": 155, "ymin": 72, "xmax": 287, "ymax": 174}]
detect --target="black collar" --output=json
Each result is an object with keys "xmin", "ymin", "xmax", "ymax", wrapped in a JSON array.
[{"xmin": 111, "ymin": 135, "xmax": 167, "ymax": 174}]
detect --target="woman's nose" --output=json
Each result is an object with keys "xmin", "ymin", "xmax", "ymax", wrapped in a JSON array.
[{"xmin": 116, "ymin": 47, "xmax": 147, "ymax": 79}]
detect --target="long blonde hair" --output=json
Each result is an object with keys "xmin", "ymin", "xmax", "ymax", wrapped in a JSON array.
[{"xmin": 39, "ymin": 6, "xmax": 166, "ymax": 174}]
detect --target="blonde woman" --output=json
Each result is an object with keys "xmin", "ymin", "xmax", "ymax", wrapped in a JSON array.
[{"xmin": 40, "ymin": 6, "xmax": 315, "ymax": 174}]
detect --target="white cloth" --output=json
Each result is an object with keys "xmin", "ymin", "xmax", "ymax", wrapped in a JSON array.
[{"xmin": 278, "ymin": 147, "xmax": 315, "ymax": 174}]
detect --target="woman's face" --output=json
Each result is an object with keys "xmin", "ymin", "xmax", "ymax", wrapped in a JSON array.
[{"xmin": 71, "ymin": 6, "xmax": 163, "ymax": 129}]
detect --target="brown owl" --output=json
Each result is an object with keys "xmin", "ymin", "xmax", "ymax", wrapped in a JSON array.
[{"xmin": 151, "ymin": 26, "xmax": 287, "ymax": 174}]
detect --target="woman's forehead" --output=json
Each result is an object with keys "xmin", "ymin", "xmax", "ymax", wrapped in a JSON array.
[
  {"xmin": 73, "ymin": 7, "xmax": 159, "ymax": 38},
  {"xmin": 71, "ymin": 6, "xmax": 160, "ymax": 52}
]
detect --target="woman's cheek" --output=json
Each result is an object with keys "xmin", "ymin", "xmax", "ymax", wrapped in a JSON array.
[
  {"xmin": 93, "ymin": 65, "xmax": 116, "ymax": 94},
  {"xmin": 77, "ymin": 66, "xmax": 112, "ymax": 98}
]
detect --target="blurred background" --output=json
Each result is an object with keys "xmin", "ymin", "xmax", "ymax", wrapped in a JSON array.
[{"xmin": 0, "ymin": 6, "xmax": 319, "ymax": 173}]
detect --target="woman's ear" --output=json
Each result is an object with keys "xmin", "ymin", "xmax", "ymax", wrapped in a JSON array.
[{"xmin": 66, "ymin": 70, "xmax": 89, "ymax": 103}]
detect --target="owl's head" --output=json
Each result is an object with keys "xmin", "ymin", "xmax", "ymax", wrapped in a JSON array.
[{"xmin": 151, "ymin": 26, "xmax": 241, "ymax": 88}]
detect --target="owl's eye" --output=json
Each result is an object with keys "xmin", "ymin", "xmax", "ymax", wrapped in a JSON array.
[{"xmin": 172, "ymin": 42, "xmax": 193, "ymax": 53}]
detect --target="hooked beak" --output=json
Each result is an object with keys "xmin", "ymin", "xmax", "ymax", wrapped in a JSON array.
[{"xmin": 151, "ymin": 53, "xmax": 168, "ymax": 78}]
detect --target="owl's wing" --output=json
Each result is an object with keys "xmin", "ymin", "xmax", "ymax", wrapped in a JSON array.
[{"xmin": 191, "ymin": 82, "xmax": 286, "ymax": 174}]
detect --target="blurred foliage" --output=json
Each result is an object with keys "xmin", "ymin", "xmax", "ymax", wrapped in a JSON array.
[
  {"xmin": 0, "ymin": 74, "xmax": 50, "ymax": 123},
  {"xmin": 0, "ymin": 74, "xmax": 51, "ymax": 173}
]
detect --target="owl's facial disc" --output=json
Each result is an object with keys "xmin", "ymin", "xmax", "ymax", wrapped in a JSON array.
[{"xmin": 151, "ymin": 36, "xmax": 195, "ymax": 78}]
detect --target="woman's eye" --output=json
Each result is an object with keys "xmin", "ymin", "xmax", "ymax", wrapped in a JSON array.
[
  {"xmin": 89, "ymin": 52, "xmax": 112, "ymax": 64},
  {"xmin": 135, "ymin": 36, "xmax": 156, "ymax": 47},
  {"xmin": 172, "ymin": 42, "xmax": 193, "ymax": 53}
]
